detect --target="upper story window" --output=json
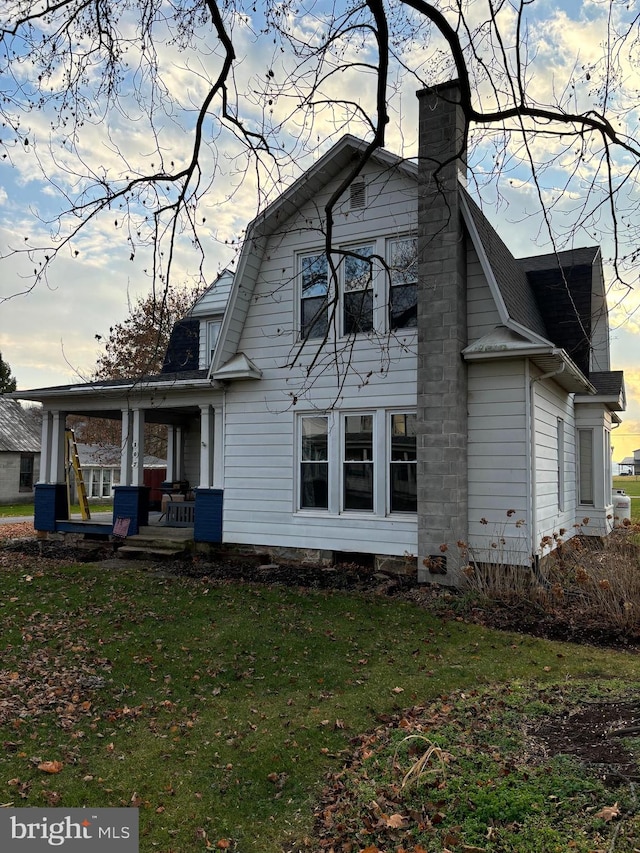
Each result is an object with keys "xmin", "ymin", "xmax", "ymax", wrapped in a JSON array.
[
  {"xmin": 300, "ymin": 253, "xmax": 329, "ymax": 340},
  {"xmin": 343, "ymin": 244, "xmax": 374, "ymax": 335},
  {"xmin": 388, "ymin": 237, "xmax": 418, "ymax": 329},
  {"xmin": 207, "ymin": 319, "xmax": 222, "ymax": 364}
]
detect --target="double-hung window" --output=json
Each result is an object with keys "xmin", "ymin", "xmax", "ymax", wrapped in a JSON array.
[
  {"xmin": 389, "ymin": 413, "xmax": 417, "ymax": 512},
  {"xmin": 388, "ymin": 237, "xmax": 418, "ymax": 329},
  {"xmin": 557, "ymin": 418, "xmax": 565, "ymax": 511},
  {"xmin": 343, "ymin": 244, "xmax": 374, "ymax": 335},
  {"xmin": 343, "ymin": 414, "xmax": 374, "ymax": 510},
  {"xmin": 300, "ymin": 253, "xmax": 329, "ymax": 340},
  {"xmin": 300, "ymin": 416, "xmax": 329, "ymax": 509},
  {"xmin": 19, "ymin": 454, "xmax": 34, "ymax": 491},
  {"xmin": 298, "ymin": 410, "xmax": 417, "ymax": 517},
  {"xmin": 578, "ymin": 428, "xmax": 594, "ymax": 505},
  {"xmin": 207, "ymin": 319, "xmax": 222, "ymax": 364}
]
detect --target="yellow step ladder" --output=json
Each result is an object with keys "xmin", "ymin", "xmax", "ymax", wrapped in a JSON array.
[{"xmin": 65, "ymin": 429, "xmax": 91, "ymax": 520}]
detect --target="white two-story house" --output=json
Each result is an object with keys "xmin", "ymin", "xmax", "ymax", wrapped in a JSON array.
[{"xmin": 16, "ymin": 82, "xmax": 625, "ymax": 585}]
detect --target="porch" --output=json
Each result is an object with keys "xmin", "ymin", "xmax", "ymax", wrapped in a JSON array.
[
  {"xmin": 34, "ymin": 483, "xmax": 223, "ymax": 543},
  {"xmin": 30, "ymin": 380, "xmax": 225, "ymax": 542}
]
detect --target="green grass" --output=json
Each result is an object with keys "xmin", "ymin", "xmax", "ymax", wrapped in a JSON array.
[
  {"xmin": 0, "ymin": 503, "xmax": 112, "ymax": 517},
  {"xmin": 0, "ymin": 561, "xmax": 638, "ymax": 852},
  {"xmin": 334, "ymin": 681, "xmax": 640, "ymax": 852},
  {"xmin": 0, "ymin": 503, "xmax": 35, "ymax": 516}
]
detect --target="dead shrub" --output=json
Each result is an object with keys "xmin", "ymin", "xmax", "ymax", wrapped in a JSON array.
[{"xmin": 459, "ymin": 516, "xmax": 640, "ymax": 633}]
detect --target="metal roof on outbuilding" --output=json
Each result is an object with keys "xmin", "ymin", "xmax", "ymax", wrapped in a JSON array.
[{"xmin": 0, "ymin": 397, "xmax": 41, "ymax": 453}]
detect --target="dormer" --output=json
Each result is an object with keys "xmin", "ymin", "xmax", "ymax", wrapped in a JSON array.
[{"xmin": 189, "ymin": 270, "xmax": 234, "ymax": 369}]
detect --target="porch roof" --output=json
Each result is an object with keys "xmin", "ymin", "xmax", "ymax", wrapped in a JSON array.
[{"xmin": 12, "ymin": 370, "xmax": 221, "ymax": 425}]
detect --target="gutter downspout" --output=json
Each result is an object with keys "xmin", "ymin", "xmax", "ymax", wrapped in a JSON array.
[{"xmin": 529, "ymin": 362, "xmax": 566, "ymax": 574}]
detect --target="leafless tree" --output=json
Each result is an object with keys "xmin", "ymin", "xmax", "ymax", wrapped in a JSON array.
[{"xmin": 1, "ymin": 0, "xmax": 638, "ymax": 325}]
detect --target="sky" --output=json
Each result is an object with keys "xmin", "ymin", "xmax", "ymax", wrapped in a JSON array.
[{"xmin": 1, "ymin": 0, "xmax": 640, "ymax": 462}]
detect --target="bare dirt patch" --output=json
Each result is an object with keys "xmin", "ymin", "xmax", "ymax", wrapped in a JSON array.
[{"xmin": 530, "ymin": 699, "xmax": 640, "ymax": 785}]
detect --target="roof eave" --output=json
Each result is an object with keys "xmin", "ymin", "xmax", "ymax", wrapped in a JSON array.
[
  {"xmin": 463, "ymin": 345, "xmax": 595, "ymax": 393},
  {"xmin": 12, "ymin": 376, "xmax": 221, "ymax": 404}
]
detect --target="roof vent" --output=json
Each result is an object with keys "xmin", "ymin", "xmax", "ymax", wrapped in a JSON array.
[{"xmin": 350, "ymin": 179, "xmax": 366, "ymax": 210}]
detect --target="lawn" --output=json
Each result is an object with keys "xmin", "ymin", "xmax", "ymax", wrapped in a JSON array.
[
  {"xmin": 614, "ymin": 476, "xmax": 640, "ymax": 520},
  {"xmin": 0, "ymin": 503, "xmax": 113, "ymax": 518},
  {"xmin": 0, "ymin": 557, "xmax": 638, "ymax": 852}
]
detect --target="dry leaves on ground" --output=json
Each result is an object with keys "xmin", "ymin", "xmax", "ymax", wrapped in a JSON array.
[{"xmin": 0, "ymin": 522, "xmax": 35, "ymax": 541}]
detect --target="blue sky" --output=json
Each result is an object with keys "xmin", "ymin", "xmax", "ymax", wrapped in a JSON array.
[{"xmin": 1, "ymin": 0, "xmax": 639, "ymax": 459}]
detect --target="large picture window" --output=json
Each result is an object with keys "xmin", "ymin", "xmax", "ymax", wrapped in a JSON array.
[
  {"xmin": 300, "ymin": 416, "xmax": 329, "ymax": 509},
  {"xmin": 300, "ymin": 253, "xmax": 328, "ymax": 340},
  {"xmin": 388, "ymin": 237, "xmax": 418, "ymax": 329},
  {"xmin": 343, "ymin": 245, "xmax": 374, "ymax": 335},
  {"xmin": 344, "ymin": 414, "xmax": 374, "ymax": 510},
  {"xmin": 390, "ymin": 413, "xmax": 417, "ymax": 512}
]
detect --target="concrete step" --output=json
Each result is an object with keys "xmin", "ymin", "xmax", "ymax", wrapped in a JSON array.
[
  {"xmin": 123, "ymin": 536, "xmax": 191, "ymax": 550},
  {"xmin": 117, "ymin": 544, "xmax": 187, "ymax": 560},
  {"xmin": 137, "ymin": 526, "xmax": 194, "ymax": 541}
]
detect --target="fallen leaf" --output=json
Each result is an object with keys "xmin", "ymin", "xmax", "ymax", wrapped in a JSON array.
[
  {"xmin": 37, "ymin": 761, "xmax": 63, "ymax": 774},
  {"xmin": 595, "ymin": 802, "xmax": 621, "ymax": 822},
  {"xmin": 386, "ymin": 813, "xmax": 407, "ymax": 828}
]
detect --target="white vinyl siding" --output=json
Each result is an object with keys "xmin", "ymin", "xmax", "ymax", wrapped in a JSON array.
[
  {"xmin": 219, "ymin": 162, "xmax": 418, "ymax": 557},
  {"xmin": 531, "ymin": 372, "xmax": 576, "ymax": 546},
  {"xmin": 467, "ymin": 360, "xmax": 529, "ymax": 562},
  {"xmin": 557, "ymin": 418, "xmax": 565, "ymax": 511},
  {"xmin": 466, "ymin": 243, "xmax": 501, "ymax": 341}
]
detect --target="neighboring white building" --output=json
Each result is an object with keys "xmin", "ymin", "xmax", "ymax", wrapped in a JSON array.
[
  {"xmin": 0, "ymin": 398, "xmax": 41, "ymax": 504},
  {"xmin": 15, "ymin": 83, "xmax": 625, "ymax": 584},
  {"xmin": 70, "ymin": 444, "xmax": 166, "ymax": 503}
]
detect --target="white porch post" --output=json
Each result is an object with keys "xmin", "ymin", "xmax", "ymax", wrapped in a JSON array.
[
  {"xmin": 213, "ymin": 404, "xmax": 223, "ymax": 489},
  {"xmin": 49, "ymin": 410, "xmax": 66, "ymax": 483},
  {"xmin": 131, "ymin": 408, "xmax": 145, "ymax": 486},
  {"xmin": 166, "ymin": 425, "xmax": 176, "ymax": 482},
  {"xmin": 120, "ymin": 409, "xmax": 133, "ymax": 486},
  {"xmin": 199, "ymin": 404, "xmax": 213, "ymax": 489},
  {"xmin": 174, "ymin": 426, "xmax": 184, "ymax": 481},
  {"xmin": 38, "ymin": 410, "xmax": 52, "ymax": 484}
]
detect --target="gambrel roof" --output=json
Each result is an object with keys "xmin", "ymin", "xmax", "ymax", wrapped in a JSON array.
[{"xmin": 11, "ymin": 133, "xmax": 622, "ymax": 411}]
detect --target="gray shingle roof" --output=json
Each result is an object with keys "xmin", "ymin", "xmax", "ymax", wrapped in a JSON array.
[
  {"xmin": 0, "ymin": 397, "xmax": 41, "ymax": 452},
  {"xmin": 589, "ymin": 370, "xmax": 624, "ymax": 397},
  {"xmin": 461, "ymin": 190, "xmax": 548, "ymax": 338},
  {"xmin": 519, "ymin": 249, "xmax": 598, "ymax": 377}
]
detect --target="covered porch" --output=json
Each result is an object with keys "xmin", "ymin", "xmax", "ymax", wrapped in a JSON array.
[{"xmin": 24, "ymin": 375, "xmax": 225, "ymax": 544}]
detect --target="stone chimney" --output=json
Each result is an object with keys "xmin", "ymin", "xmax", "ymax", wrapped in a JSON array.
[{"xmin": 416, "ymin": 81, "xmax": 469, "ymax": 585}]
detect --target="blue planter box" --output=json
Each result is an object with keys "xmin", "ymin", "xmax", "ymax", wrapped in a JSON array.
[
  {"xmin": 113, "ymin": 486, "xmax": 150, "ymax": 536},
  {"xmin": 194, "ymin": 489, "xmax": 223, "ymax": 543},
  {"xmin": 34, "ymin": 483, "xmax": 68, "ymax": 532}
]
